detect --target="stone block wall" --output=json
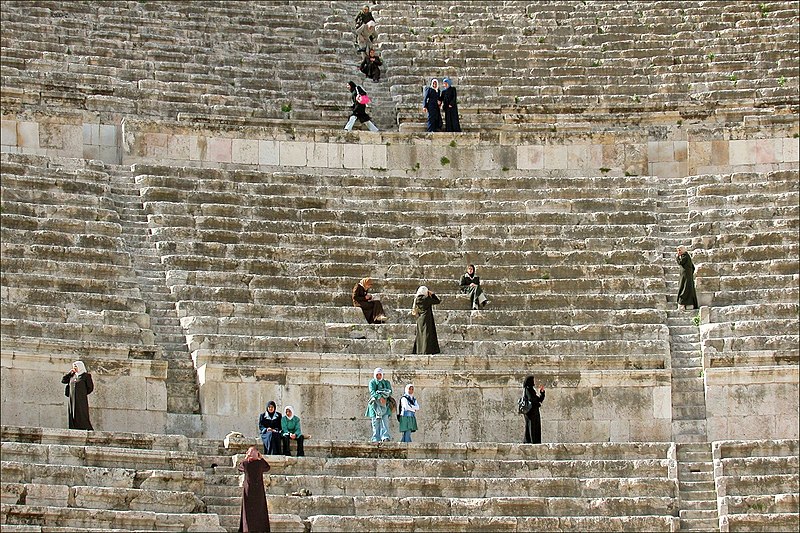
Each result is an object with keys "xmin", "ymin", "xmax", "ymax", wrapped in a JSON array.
[
  {"xmin": 195, "ymin": 363, "xmax": 672, "ymax": 443},
  {"xmin": 2, "ymin": 116, "xmax": 798, "ymax": 176},
  {"xmin": 0, "ymin": 353, "xmax": 169, "ymax": 434}
]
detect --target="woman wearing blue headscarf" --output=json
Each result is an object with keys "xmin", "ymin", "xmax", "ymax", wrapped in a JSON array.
[{"xmin": 441, "ymin": 77, "xmax": 461, "ymax": 132}]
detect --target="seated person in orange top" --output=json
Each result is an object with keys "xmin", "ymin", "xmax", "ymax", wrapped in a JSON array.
[{"xmin": 352, "ymin": 277, "xmax": 387, "ymax": 324}]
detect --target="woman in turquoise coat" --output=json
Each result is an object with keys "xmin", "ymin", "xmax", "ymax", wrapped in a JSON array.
[
  {"xmin": 365, "ymin": 367, "xmax": 393, "ymax": 442},
  {"xmin": 281, "ymin": 406, "xmax": 305, "ymax": 457}
]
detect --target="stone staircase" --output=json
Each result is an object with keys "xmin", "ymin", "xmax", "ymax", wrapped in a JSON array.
[
  {"xmin": 107, "ymin": 164, "xmax": 202, "ymax": 435},
  {"xmin": 677, "ymin": 442, "xmax": 718, "ymax": 532},
  {"xmin": 191, "ymin": 436, "xmax": 680, "ymax": 533}
]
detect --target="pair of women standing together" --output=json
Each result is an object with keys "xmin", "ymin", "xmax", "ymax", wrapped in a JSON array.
[
  {"xmin": 365, "ymin": 368, "xmax": 421, "ymax": 442},
  {"xmin": 423, "ymin": 78, "xmax": 461, "ymax": 133}
]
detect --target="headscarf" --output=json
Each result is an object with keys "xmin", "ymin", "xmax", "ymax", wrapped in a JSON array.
[
  {"xmin": 443, "ymin": 77, "xmax": 452, "ymax": 86},
  {"xmin": 73, "ymin": 361, "xmax": 87, "ymax": 376},
  {"xmin": 265, "ymin": 400, "xmax": 279, "ymax": 420},
  {"xmin": 373, "ymin": 367, "xmax": 384, "ymax": 378},
  {"xmin": 284, "ymin": 406, "xmax": 295, "ymax": 420},
  {"xmin": 416, "ymin": 286, "xmax": 428, "ymax": 297},
  {"xmin": 404, "ymin": 384, "xmax": 414, "ymax": 396},
  {"xmin": 523, "ymin": 375, "xmax": 535, "ymax": 389},
  {"xmin": 430, "ymin": 78, "xmax": 438, "ymax": 89}
]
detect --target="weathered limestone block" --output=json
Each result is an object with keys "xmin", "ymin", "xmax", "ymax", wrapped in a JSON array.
[
  {"xmin": 71, "ymin": 486, "xmax": 205, "ymax": 513},
  {"xmin": 23, "ymin": 483, "xmax": 69, "ymax": 507},
  {"xmin": 0, "ymin": 483, "xmax": 25, "ymax": 505}
]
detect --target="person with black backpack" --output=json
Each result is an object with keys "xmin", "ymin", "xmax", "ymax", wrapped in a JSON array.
[
  {"xmin": 520, "ymin": 375, "xmax": 545, "ymax": 444},
  {"xmin": 344, "ymin": 81, "xmax": 379, "ymax": 132}
]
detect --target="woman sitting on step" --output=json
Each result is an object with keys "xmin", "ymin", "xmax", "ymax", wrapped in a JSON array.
[
  {"xmin": 258, "ymin": 400, "xmax": 282, "ymax": 455},
  {"xmin": 459, "ymin": 264, "xmax": 489, "ymax": 310},
  {"xmin": 353, "ymin": 277, "xmax": 387, "ymax": 324},
  {"xmin": 281, "ymin": 406, "xmax": 306, "ymax": 457}
]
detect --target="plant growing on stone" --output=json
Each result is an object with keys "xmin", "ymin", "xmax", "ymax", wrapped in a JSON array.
[
  {"xmin": 599, "ymin": 167, "xmax": 610, "ymax": 174},
  {"xmin": 693, "ymin": 314, "xmax": 700, "ymax": 327},
  {"xmin": 758, "ymin": 3, "xmax": 769, "ymax": 17},
  {"xmin": 541, "ymin": 272, "xmax": 550, "ymax": 280},
  {"xmin": 449, "ymin": 140, "xmax": 457, "ymax": 147},
  {"xmin": 440, "ymin": 156, "xmax": 450, "ymax": 166},
  {"xmin": 778, "ymin": 76, "xmax": 786, "ymax": 87},
  {"xmin": 706, "ymin": 53, "xmax": 715, "ymax": 62},
  {"xmin": 444, "ymin": 26, "xmax": 452, "ymax": 34},
  {"xmin": 502, "ymin": 166, "xmax": 509, "ymax": 172},
  {"xmin": 281, "ymin": 103, "xmax": 292, "ymax": 113}
]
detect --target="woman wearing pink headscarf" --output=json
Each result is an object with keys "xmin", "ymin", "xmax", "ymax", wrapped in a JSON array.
[{"xmin": 238, "ymin": 446, "xmax": 271, "ymax": 532}]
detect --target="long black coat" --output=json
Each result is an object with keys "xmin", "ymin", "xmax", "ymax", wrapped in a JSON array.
[
  {"xmin": 350, "ymin": 86, "xmax": 371, "ymax": 123},
  {"xmin": 62, "ymin": 371, "xmax": 94, "ymax": 430},
  {"xmin": 677, "ymin": 252, "xmax": 698, "ymax": 309},
  {"xmin": 423, "ymin": 87, "xmax": 442, "ymax": 132},
  {"xmin": 441, "ymin": 86, "xmax": 461, "ymax": 132},
  {"xmin": 239, "ymin": 458, "xmax": 271, "ymax": 532},
  {"xmin": 412, "ymin": 293, "xmax": 441, "ymax": 354},
  {"xmin": 523, "ymin": 386, "xmax": 545, "ymax": 444}
]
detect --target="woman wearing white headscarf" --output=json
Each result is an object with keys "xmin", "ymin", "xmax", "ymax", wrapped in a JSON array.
[
  {"xmin": 412, "ymin": 286, "xmax": 441, "ymax": 354},
  {"xmin": 280, "ymin": 405, "xmax": 305, "ymax": 457},
  {"xmin": 398, "ymin": 383, "xmax": 420, "ymax": 442},
  {"xmin": 423, "ymin": 78, "xmax": 443, "ymax": 132},
  {"xmin": 364, "ymin": 367, "xmax": 393, "ymax": 442},
  {"xmin": 61, "ymin": 361, "xmax": 94, "ymax": 430}
]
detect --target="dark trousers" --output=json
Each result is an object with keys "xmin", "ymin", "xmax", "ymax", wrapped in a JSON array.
[{"xmin": 283, "ymin": 434, "xmax": 305, "ymax": 457}]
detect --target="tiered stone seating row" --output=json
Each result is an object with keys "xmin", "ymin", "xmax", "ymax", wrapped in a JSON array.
[
  {"xmin": 198, "ymin": 433, "xmax": 679, "ymax": 532},
  {"xmin": 132, "ymin": 162, "xmax": 672, "ymax": 441},
  {"xmin": 0, "ymin": 1, "xmax": 330, "ymax": 124},
  {"xmin": 0, "ymin": 154, "xmax": 157, "ymax": 357},
  {"xmin": 369, "ymin": 0, "xmax": 798, "ymax": 129},
  {"xmin": 2, "ymin": 1, "xmax": 797, "ymax": 130},
  {"xmin": 0, "ymin": 426, "xmax": 223, "ymax": 532},
  {"xmin": 713, "ymin": 440, "xmax": 800, "ymax": 532},
  {"xmin": 688, "ymin": 170, "xmax": 799, "ymax": 368}
]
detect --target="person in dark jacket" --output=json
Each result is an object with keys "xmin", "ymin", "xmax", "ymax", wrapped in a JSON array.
[
  {"xmin": 459, "ymin": 264, "xmax": 489, "ymax": 310},
  {"xmin": 423, "ymin": 78, "xmax": 442, "ymax": 132},
  {"xmin": 440, "ymin": 77, "xmax": 462, "ymax": 132},
  {"xmin": 238, "ymin": 446, "xmax": 271, "ymax": 532},
  {"xmin": 344, "ymin": 81, "xmax": 379, "ymax": 132},
  {"xmin": 676, "ymin": 246, "xmax": 699, "ymax": 310},
  {"xmin": 360, "ymin": 49, "xmax": 383, "ymax": 82},
  {"xmin": 412, "ymin": 286, "xmax": 441, "ymax": 354},
  {"xmin": 353, "ymin": 277, "xmax": 387, "ymax": 324},
  {"xmin": 522, "ymin": 375, "xmax": 545, "ymax": 444},
  {"xmin": 61, "ymin": 361, "xmax": 94, "ymax": 430},
  {"xmin": 258, "ymin": 400, "xmax": 282, "ymax": 455},
  {"xmin": 354, "ymin": 5, "xmax": 377, "ymax": 57}
]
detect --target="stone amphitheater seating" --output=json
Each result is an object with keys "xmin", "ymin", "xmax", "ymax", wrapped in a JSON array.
[
  {"xmin": 131, "ymin": 162, "xmax": 673, "ymax": 441},
  {"xmin": 2, "ymin": 1, "xmax": 797, "ymax": 131},
  {"xmin": 0, "ymin": 154, "xmax": 169, "ymax": 433},
  {"xmin": 1, "ymin": 0, "xmax": 799, "ymax": 531},
  {"xmin": 713, "ymin": 439, "xmax": 800, "ymax": 532}
]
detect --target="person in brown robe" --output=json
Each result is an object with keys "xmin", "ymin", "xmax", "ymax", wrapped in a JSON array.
[
  {"xmin": 61, "ymin": 360, "xmax": 94, "ymax": 430},
  {"xmin": 676, "ymin": 246, "xmax": 699, "ymax": 310},
  {"xmin": 352, "ymin": 277, "xmax": 387, "ymax": 324},
  {"xmin": 411, "ymin": 285, "xmax": 441, "ymax": 354},
  {"xmin": 238, "ymin": 446, "xmax": 271, "ymax": 533}
]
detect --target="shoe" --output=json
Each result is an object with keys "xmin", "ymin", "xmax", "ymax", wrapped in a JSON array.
[
  {"xmin": 472, "ymin": 306, "xmax": 479, "ymax": 311},
  {"xmin": 375, "ymin": 315, "xmax": 387, "ymax": 323},
  {"xmin": 381, "ymin": 438, "xmax": 389, "ymax": 442},
  {"xmin": 481, "ymin": 300, "xmax": 490, "ymax": 307}
]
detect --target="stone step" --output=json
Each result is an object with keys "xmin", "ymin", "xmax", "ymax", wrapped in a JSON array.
[
  {"xmin": 0, "ymin": 504, "xmax": 223, "ymax": 532},
  {"xmin": 305, "ymin": 514, "xmax": 678, "ymax": 532}
]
